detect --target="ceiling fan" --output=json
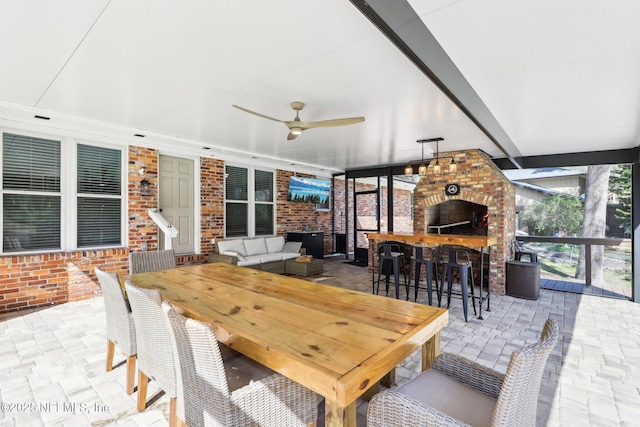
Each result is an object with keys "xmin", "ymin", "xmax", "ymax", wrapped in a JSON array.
[{"xmin": 232, "ymin": 101, "xmax": 365, "ymax": 140}]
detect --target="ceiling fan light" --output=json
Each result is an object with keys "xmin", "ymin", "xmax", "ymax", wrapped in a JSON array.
[
  {"xmin": 404, "ymin": 164, "xmax": 414, "ymax": 176},
  {"xmin": 418, "ymin": 163, "xmax": 428, "ymax": 176},
  {"xmin": 291, "ymin": 127, "xmax": 303, "ymax": 135}
]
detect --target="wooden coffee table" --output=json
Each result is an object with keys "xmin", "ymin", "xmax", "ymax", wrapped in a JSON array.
[{"xmin": 285, "ymin": 258, "xmax": 323, "ymax": 276}]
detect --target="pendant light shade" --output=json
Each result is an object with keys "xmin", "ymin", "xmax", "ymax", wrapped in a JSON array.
[
  {"xmin": 449, "ymin": 157, "xmax": 457, "ymax": 174},
  {"xmin": 433, "ymin": 160, "xmax": 442, "ymax": 175},
  {"xmin": 418, "ymin": 163, "xmax": 428, "ymax": 176},
  {"xmin": 404, "ymin": 163, "xmax": 414, "ymax": 176}
]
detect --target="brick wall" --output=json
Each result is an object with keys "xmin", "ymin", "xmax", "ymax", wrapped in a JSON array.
[
  {"xmin": 0, "ymin": 155, "xmax": 342, "ymax": 314},
  {"xmin": 0, "ymin": 249, "xmax": 129, "ymax": 312},
  {"xmin": 276, "ymin": 170, "xmax": 333, "ymax": 255},
  {"xmin": 128, "ymin": 146, "xmax": 159, "ymax": 252},
  {"xmin": 413, "ymin": 149, "xmax": 515, "ymax": 295}
]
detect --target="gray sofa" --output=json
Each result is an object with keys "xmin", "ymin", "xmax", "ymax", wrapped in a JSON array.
[{"xmin": 208, "ymin": 236, "xmax": 303, "ymax": 274}]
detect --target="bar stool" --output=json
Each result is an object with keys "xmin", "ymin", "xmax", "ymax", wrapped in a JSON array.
[
  {"xmin": 408, "ymin": 246, "xmax": 440, "ymax": 306},
  {"xmin": 374, "ymin": 242, "xmax": 408, "ymax": 299},
  {"xmin": 441, "ymin": 249, "xmax": 477, "ymax": 322}
]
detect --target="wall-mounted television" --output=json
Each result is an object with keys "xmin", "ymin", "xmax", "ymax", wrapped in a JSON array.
[{"xmin": 287, "ymin": 176, "xmax": 330, "ymax": 205}]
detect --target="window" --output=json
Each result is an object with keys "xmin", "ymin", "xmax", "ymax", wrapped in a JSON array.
[
  {"xmin": 1, "ymin": 131, "xmax": 124, "ymax": 254},
  {"xmin": 2, "ymin": 133, "xmax": 61, "ymax": 252},
  {"xmin": 225, "ymin": 165, "xmax": 274, "ymax": 238},
  {"xmin": 77, "ymin": 144, "xmax": 122, "ymax": 248}
]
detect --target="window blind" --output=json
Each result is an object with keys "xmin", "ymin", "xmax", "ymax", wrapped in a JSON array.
[
  {"xmin": 2, "ymin": 134, "xmax": 61, "ymax": 252},
  {"xmin": 77, "ymin": 197, "xmax": 121, "ymax": 247},
  {"xmin": 76, "ymin": 144, "xmax": 122, "ymax": 248},
  {"xmin": 225, "ymin": 166, "xmax": 247, "ymax": 201},
  {"xmin": 3, "ymin": 133, "xmax": 60, "ymax": 191},
  {"xmin": 77, "ymin": 144, "xmax": 121, "ymax": 195},
  {"xmin": 3, "ymin": 194, "xmax": 61, "ymax": 252},
  {"xmin": 254, "ymin": 170, "xmax": 273, "ymax": 202}
]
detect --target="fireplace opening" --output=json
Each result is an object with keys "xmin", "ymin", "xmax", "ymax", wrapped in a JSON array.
[{"xmin": 424, "ymin": 200, "xmax": 488, "ymax": 236}]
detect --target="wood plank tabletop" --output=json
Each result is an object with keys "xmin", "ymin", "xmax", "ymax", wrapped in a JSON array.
[{"xmin": 125, "ymin": 262, "xmax": 448, "ymax": 427}]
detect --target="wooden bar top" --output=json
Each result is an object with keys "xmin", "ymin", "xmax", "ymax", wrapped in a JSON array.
[{"xmin": 366, "ymin": 232, "xmax": 497, "ymax": 248}]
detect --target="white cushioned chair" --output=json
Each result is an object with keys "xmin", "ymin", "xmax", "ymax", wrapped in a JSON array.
[{"xmin": 367, "ymin": 318, "xmax": 559, "ymax": 427}]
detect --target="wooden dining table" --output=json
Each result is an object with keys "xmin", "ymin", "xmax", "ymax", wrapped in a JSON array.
[{"xmin": 125, "ymin": 262, "xmax": 448, "ymax": 427}]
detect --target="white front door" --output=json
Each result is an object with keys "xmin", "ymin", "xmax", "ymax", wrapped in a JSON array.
[{"xmin": 159, "ymin": 155, "xmax": 194, "ymax": 254}]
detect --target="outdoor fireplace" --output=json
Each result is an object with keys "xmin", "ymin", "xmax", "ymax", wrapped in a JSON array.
[
  {"xmin": 413, "ymin": 149, "xmax": 515, "ymax": 294},
  {"xmin": 424, "ymin": 200, "xmax": 488, "ymax": 236}
]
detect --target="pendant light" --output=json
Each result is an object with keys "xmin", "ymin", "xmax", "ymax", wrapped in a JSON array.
[
  {"xmin": 433, "ymin": 138, "xmax": 442, "ymax": 175},
  {"xmin": 418, "ymin": 141, "xmax": 428, "ymax": 176},
  {"xmin": 449, "ymin": 156, "xmax": 457, "ymax": 173}
]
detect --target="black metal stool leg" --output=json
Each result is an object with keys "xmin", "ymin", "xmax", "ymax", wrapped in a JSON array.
[{"xmin": 460, "ymin": 267, "xmax": 469, "ymax": 322}]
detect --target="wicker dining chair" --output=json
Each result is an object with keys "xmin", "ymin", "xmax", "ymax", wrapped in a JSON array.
[
  {"xmin": 95, "ymin": 267, "xmax": 137, "ymax": 395},
  {"xmin": 367, "ymin": 318, "xmax": 559, "ymax": 427},
  {"xmin": 161, "ymin": 301, "xmax": 320, "ymax": 427},
  {"xmin": 129, "ymin": 249, "xmax": 177, "ymax": 274},
  {"xmin": 124, "ymin": 280, "xmax": 181, "ymax": 427}
]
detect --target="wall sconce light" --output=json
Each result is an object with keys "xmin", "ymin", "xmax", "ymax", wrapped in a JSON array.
[{"xmin": 140, "ymin": 178, "xmax": 152, "ymax": 196}]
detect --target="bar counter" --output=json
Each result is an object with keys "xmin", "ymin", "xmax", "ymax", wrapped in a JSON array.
[
  {"xmin": 366, "ymin": 232, "xmax": 497, "ymax": 248},
  {"xmin": 367, "ymin": 232, "xmax": 497, "ymax": 319}
]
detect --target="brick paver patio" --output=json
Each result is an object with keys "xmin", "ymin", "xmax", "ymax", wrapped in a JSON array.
[{"xmin": 1, "ymin": 257, "xmax": 639, "ymax": 426}]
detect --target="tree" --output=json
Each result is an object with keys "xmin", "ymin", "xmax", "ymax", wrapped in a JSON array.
[
  {"xmin": 520, "ymin": 194, "xmax": 583, "ymax": 236},
  {"xmin": 609, "ymin": 164, "xmax": 631, "ymax": 234},
  {"xmin": 576, "ymin": 165, "xmax": 611, "ymax": 284}
]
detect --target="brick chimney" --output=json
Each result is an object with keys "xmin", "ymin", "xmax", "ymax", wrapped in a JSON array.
[{"xmin": 413, "ymin": 149, "xmax": 515, "ymax": 295}]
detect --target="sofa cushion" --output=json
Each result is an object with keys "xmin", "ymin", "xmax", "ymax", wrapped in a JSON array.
[
  {"xmin": 218, "ymin": 239, "xmax": 247, "ymax": 256},
  {"xmin": 265, "ymin": 236, "xmax": 285, "ymax": 253},
  {"xmin": 259, "ymin": 253, "xmax": 284, "ymax": 263},
  {"xmin": 238, "ymin": 255, "xmax": 262, "ymax": 267},
  {"xmin": 222, "ymin": 251, "xmax": 246, "ymax": 261},
  {"xmin": 281, "ymin": 252, "xmax": 300, "ymax": 261},
  {"xmin": 283, "ymin": 241, "xmax": 302, "ymax": 253},
  {"xmin": 244, "ymin": 238, "xmax": 268, "ymax": 256}
]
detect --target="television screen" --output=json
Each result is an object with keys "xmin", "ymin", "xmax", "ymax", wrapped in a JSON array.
[{"xmin": 287, "ymin": 176, "xmax": 330, "ymax": 204}]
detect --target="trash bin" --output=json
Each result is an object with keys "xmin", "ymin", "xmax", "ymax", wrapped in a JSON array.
[{"xmin": 506, "ymin": 260, "xmax": 541, "ymax": 300}]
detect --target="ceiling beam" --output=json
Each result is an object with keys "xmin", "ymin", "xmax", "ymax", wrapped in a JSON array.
[
  {"xmin": 349, "ymin": 0, "xmax": 523, "ymax": 168},
  {"xmin": 492, "ymin": 147, "xmax": 639, "ymax": 169}
]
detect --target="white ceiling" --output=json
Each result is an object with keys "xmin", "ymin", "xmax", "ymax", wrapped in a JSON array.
[{"xmin": 0, "ymin": 0, "xmax": 638, "ymax": 176}]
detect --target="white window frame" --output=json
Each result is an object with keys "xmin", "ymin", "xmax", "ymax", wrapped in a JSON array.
[
  {"xmin": 71, "ymin": 140, "xmax": 127, "ymax": 250},
  {"xmin": 0, "ymin": 128, "xmax": 127, "ymax": 254},
  {"xmin": 224, "ymin": 163, "xmax": 276, "ymax": 239}
]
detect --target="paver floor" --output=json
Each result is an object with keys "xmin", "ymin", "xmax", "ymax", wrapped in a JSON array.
[{"xmin": 1, "ymin": 257, "xmax": 639, "ymax": 426}]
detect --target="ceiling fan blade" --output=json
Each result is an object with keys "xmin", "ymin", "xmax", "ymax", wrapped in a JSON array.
[
  {"xmin": 232, "ymin": 105, "xmax": 284, "ymax": 123},
  {"xmin": 287, "ymin": 132, "xmax": 300, "ymax": 141},
  {"xmin": 298, "ymin": 117, "xmax": 365, "ymax": 129}
]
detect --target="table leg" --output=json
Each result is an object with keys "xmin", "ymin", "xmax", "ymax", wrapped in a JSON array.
[
  {"xmin": 325, "ymin": 399, "xmax": 357, "ymax": 427},
  {"xmin": 422, "ymin": 332, "xmax": 441, "ymax": 371}
]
